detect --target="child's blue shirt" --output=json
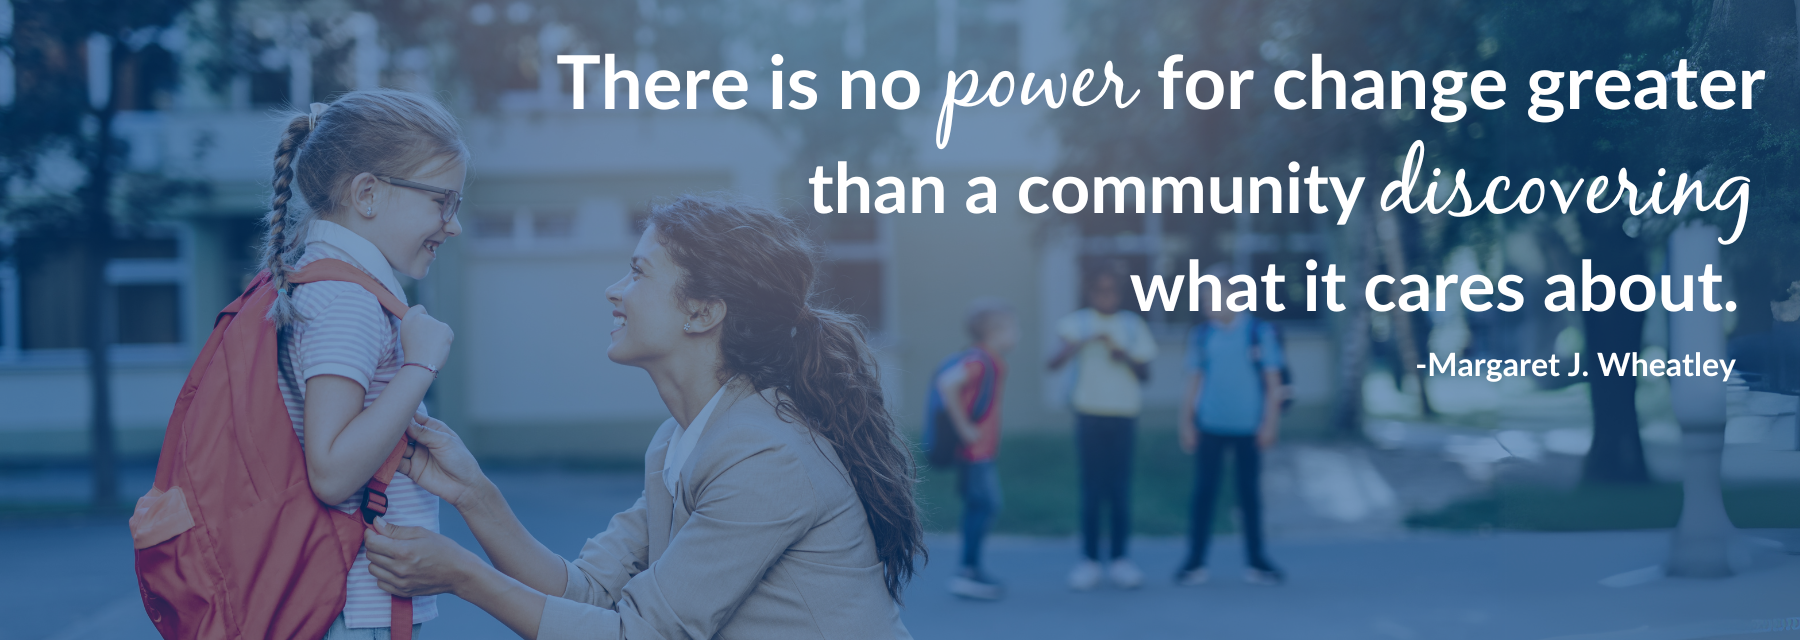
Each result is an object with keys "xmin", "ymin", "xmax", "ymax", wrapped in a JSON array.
[{"xmin": 1187, "ymin": 315, "xmax": 1283, "ymax": 435}]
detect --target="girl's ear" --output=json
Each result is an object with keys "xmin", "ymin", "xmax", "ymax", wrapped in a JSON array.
[
  {"xmin": 685, "ymin": 299, "xmax": 728, "ymax": 334},
  {"xmin": 349, "ymin": 172, "xmax": 381, "ymax": 218}
]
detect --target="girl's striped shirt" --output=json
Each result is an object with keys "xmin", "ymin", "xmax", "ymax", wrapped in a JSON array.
[{"xmin": 276, "ymin": 219, "xmax": 440, "ymax": 628}]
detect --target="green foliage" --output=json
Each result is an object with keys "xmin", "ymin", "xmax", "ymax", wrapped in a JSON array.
[
  {"xmin": 916, "ymin": 426, "xmax": 1216, "ymax": 537},
  {"xmin": 0, "ymin": 0, "xmax": 208, "ymax": 245},
  {"xmin": 0, "ymin": 1, "xmax": 192, "ymax": 164}
]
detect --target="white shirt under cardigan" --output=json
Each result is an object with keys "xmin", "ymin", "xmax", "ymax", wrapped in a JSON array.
[
  {"xmin": 275, "ymin": 219, "xmax": 441, "ymax": 628},
  {"xmin": 660, "ymin": 376, "xmax": 735, "ymax": 503}
]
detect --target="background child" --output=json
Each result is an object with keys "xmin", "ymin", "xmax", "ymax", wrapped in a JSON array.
[
  {"xmin": 1177, "ymin": 265, "xmax": 1286, "ymax": 587},
  {"xmin": 937, "ymin": 297, "xmax": 1017, "ymax": 601},
  {"xmin": 263, "ymin": 90, "xmax": 466, "ymax": 638},
  {"xmin": 1049, "ymin": 265, "xmax": 1156, "ymax": 591}
]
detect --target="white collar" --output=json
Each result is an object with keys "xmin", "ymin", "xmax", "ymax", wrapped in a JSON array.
[
  {"xmin": 662, "ymin": 376, "xmax": 738, "ymax": 499},
  {"xmin": 305, "ymin": 219, "xmax": 409, "ymax": 304}
]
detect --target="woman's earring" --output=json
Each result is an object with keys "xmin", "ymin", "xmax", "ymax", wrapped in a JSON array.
[
  {"xmin": 363, "ymin": 203, "xmax": 375, "ymax": 218},
  {"xmin": 683, "ymin": 322, "xmax": 693, "ymax": 332}
]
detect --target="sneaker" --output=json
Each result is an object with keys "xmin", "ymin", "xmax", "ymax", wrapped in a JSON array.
[
  {"xmin": 1244, "ymin": 566, "xmax": 1285, "ymax": 586},
  {"xmin": 1067, "ymin": 559, "xmax": 1103, "ymax": 591},
  {"xmin": 950, "ymin": 568, "xmax": 1005, "ymax": 600},
  {"xmin": 1108, "ymin": 558, "xmax": 1145, "ymax": 589},
  {"xmin": 1175, "ymin": 566, "xmax": 1209, "ymax": 587}
]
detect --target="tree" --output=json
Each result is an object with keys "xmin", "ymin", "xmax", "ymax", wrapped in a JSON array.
[
  {"xmin": 0, "ymin": 0, "xmax": 202, "ymax": 507},
  {"xmin": 1682, "ymin": 0, "xmax": 1800, "ymax": 349},
  {"xmin": 1663, "ymin": 0, "xmax": 1799, "ymax": 575},
  {"xmin": 1476, "ymin": 0, "xmax": 1799, "ymax": 483}
]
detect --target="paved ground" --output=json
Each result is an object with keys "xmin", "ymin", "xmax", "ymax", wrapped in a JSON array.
[{"xmin": 6, "ymin": 463, "xmax": 1800, "ymax": 640}]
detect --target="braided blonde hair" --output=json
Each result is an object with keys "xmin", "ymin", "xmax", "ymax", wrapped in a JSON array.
[{"xmin": 260, "ymin": 89, "xmax": 468, "ymax": 324}]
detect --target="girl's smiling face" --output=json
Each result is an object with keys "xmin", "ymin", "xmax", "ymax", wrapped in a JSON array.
[
  {"xmin": 357, "ymin": 156, "xmax": 465, "ymax": 279},
  {"xmin": 605, "ymin": 226, "xmax": 693, "ymax": 367}
]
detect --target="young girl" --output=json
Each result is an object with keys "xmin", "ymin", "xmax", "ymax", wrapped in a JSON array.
[{"xmin": 263, "ymin": 90, "xmax": 466, "ymax": 639}]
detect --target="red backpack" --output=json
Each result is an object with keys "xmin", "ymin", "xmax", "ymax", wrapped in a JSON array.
[{"xmin": 129, "ymin": 259, "xmax": 415, "ymax": 640}]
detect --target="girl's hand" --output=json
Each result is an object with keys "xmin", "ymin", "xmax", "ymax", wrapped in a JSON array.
[
  {"xmin": 400, "ymin": 305, "xmax": 454, "ymax": 370},
  {"xmin": 365, "ymin": 517, "xmax": 480, "ymax": 597},
  {"xmin": 398, "ymin": 413, "xmax": 490, "ymax": 509}
]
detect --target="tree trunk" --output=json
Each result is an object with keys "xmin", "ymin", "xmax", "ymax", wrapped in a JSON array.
[
  {"xmin": 1578, "ymin": 215, "xmax": 1650, "ymax": 485},
  {"xmin": 83, "ymin": 41, "xmax": 119, "ymax": 509},
  {"xmin": 1330, "ymin": 209, "xmax": 1376, "ymax": 437},
  {"xmin": 1374, "ymin": 204, "xmax": 1433, "ymax": 416}
]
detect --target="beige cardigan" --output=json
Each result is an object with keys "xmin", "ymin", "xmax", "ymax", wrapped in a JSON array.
[{"xmin": 536, "ymin": 379, "xmax": 913, "ymax": 640}]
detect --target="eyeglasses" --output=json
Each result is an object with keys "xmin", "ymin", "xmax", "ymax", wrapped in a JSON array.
[{"xmin": 376, "ymin": 176, "xmax": 463, "ymax": 223}]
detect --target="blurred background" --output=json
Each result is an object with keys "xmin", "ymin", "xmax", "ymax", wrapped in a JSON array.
[{"xmin": 3, "ymin": 0, "xmax": 1800, "ymax": 638}]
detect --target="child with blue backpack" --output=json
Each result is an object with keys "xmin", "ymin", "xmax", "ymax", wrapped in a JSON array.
[
  {"xmin": 925, "ymin": 297, "xmax": 1017, "ymax": 600},
  {"xmin": 1177, "ymin": 265, "xmax": 1287, "ymax": 587}
]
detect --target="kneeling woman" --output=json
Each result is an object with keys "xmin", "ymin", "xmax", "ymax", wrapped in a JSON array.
[{"xmin": 366, "ymin": 197, "xmax": 923, "ymax": 639}]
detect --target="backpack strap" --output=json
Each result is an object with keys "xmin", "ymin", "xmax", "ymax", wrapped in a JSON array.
[
  {"xmin": 970, "ymin": 350, "xmax": 996, "ymax": 423},
  {"xmin": 1248, "ymin": 316, "xmax": 1263, "ymax": 368},
  {"xmin": 287, "ymin": 258, "xmax": 415, "ymax": 639},
  {"xmin": 1194, "ymin": 322, "xmax": 1212, "ymax": 374},
  {"xmin": 360, "ymin": 439, "xmax": 414, "ymax": 639},
  {"xmin": 359, "ymin": 440, "xmax": 410, "ymax": 524},
  {"xmin": 287, "ymin": 258, "xmax": 411, "ymax": 319}
]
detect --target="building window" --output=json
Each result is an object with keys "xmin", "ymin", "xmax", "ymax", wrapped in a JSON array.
[
  {"xmin": 15, "ymin": 236, "xmax": 84, "ymax": 350},
  {"xmin": 114, "ymin": 283, "xmax": 180, "ymax": 344},
  {"xmin": 472, "ymin": 210, "xmax": 515, "ymax": 240},
  {"xmin": 0, "ymin": 230, "xmax": 188, "ymax": 362},
  {"xmin": 532, "ymin": 210, "xmax": 575, "ymax": 239},
  {"xmin": 248, "ymin": 65, "xmax": 291, "ymax": 108},
  {"xmin": 470, "ymin": 206, "xmax": 578, "ymax": 248},
  {"xmin": 816, "ymin": 259, "xmax": 886, "ymax": 334},
  {"xmin": 812, "ymin": 214, "xmax": 891, "ymax": 336},
  {"xmin": 114, "ymin": 43, "xmax": 179, "ymax": 112}
]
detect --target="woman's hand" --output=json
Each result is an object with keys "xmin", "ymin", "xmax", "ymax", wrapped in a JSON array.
[
  {"xmin": 398, "ymin": 413, "xmax": 490, "ymax": 509},
  {"xmin": 365, "ymin": 517, "xmax": 482, "ymax": 598},
  {"xmin": 369, "ymin": 517, "xmax": 553, "ymax": 640},
  {"xmin": 400, "ymin": 305, "xmax": 454, "ymax": 370}
]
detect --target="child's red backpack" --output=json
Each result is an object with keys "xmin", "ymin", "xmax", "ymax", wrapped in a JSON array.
[{"xmin": 129, "ymin": 259, "xmax": 416, "ymax": 640}]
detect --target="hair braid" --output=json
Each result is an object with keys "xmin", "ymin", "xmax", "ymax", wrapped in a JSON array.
[{"xmin": 262, "ymin": 113, "xmax": 313, "ymax": 324}]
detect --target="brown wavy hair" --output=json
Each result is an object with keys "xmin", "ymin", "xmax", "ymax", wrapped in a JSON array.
[{"xmin": 646, "ymin": 196, "xmax": 924, "ymax": 600}]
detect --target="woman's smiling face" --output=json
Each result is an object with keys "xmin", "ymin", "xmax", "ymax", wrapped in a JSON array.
[{"xmin": 605, "ymin": 226, "xmax": 691, "ymax": 367}]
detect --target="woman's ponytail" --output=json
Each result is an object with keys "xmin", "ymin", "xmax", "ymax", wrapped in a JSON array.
[
  {"xmin": 786, "ymin": 306, "xmax": 925, "ymax": 599},
  {"xmin": 647, "ymin": 197, "xmax": 925, "ymax": 601}
]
